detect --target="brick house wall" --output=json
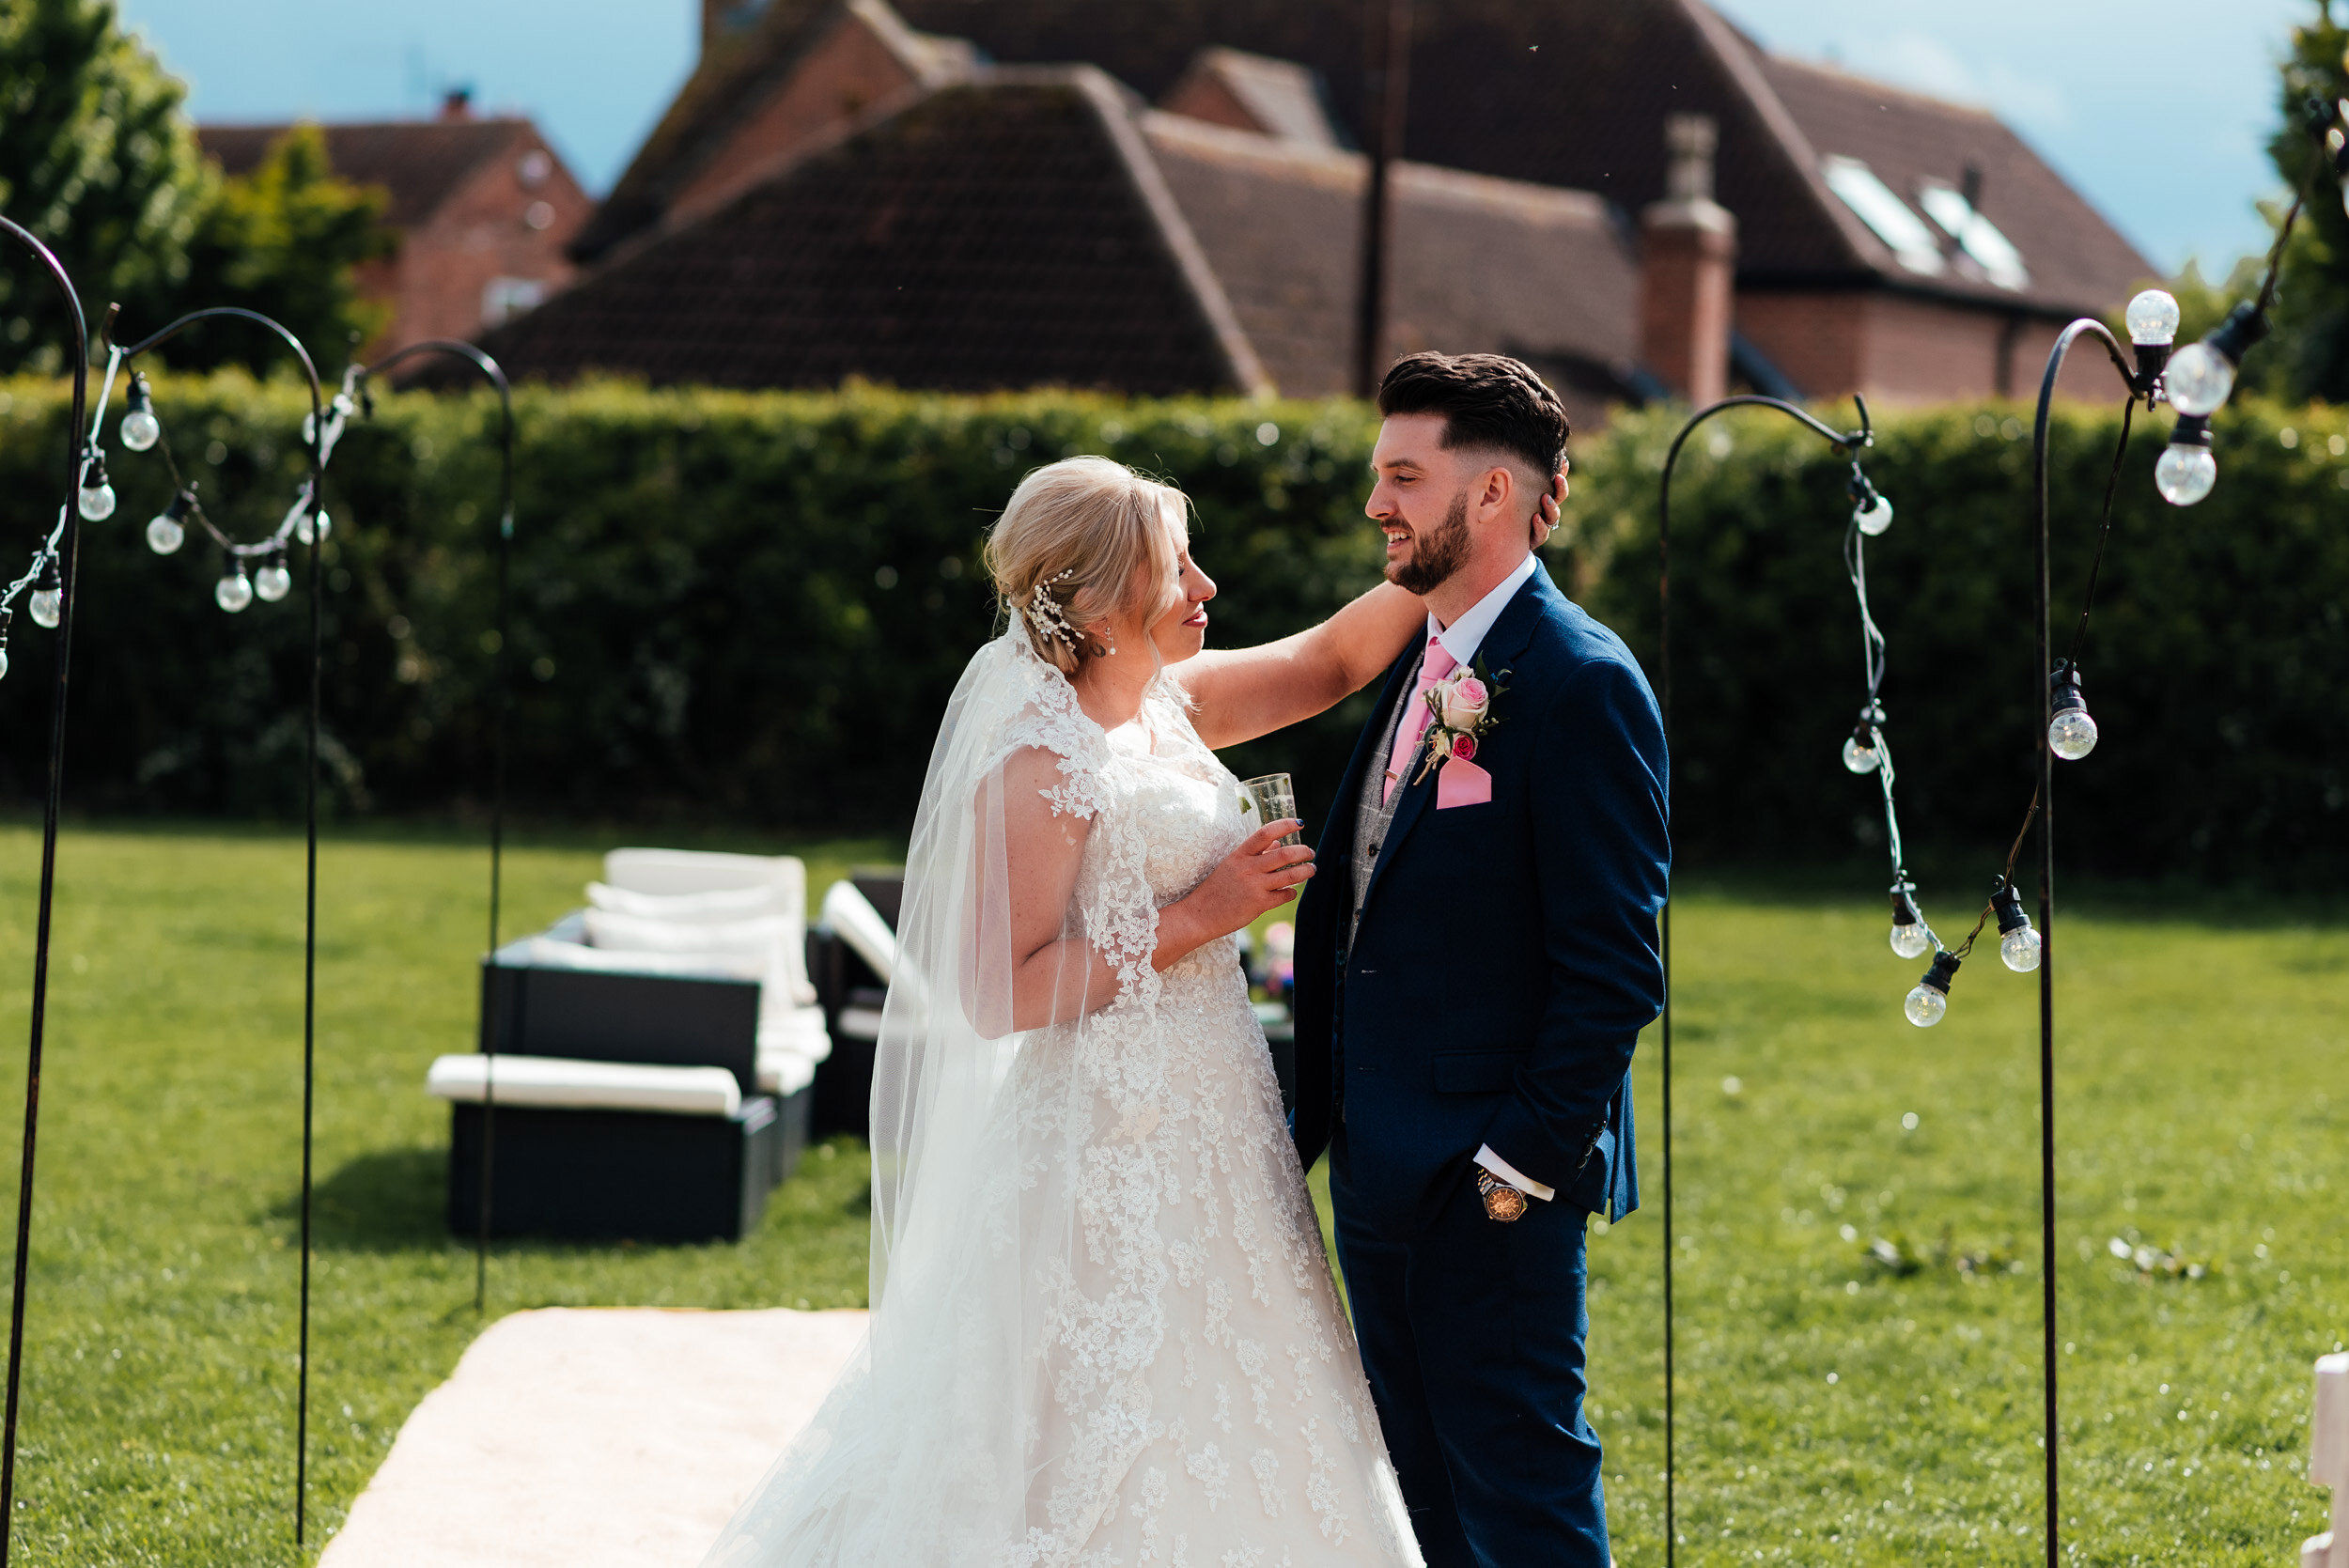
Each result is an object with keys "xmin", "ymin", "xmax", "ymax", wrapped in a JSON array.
[
  {"xmin": 387, "ymin": 128, "xmax": 594, "ymax": 350},
  {"xmin": 1738, "ymin": 289, "xmax": 2124, "ymax": 406},
  {"xmin": 667, "ymin": 12, "xmax": 928, "ymax": 231}
]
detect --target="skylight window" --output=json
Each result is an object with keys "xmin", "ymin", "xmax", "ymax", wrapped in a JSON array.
[
  {"xmin": 1821, "ymin": 155, "xmax": 1944, "ymax": 276},
  {"xmin": 1918, "ymin": 182, "xmax": 2030, "ymax": 291}
]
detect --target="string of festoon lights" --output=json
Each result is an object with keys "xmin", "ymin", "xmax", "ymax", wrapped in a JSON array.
[
  {"xmin": 77, "ymin": 307, "xmax": 335, "ymax": 1549},
  {"xmin": 1651, "ymin": 391, "xmax": 1902, "ymax": 1568}
]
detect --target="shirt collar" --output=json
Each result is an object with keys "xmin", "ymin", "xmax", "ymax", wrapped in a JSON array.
[{"xmin": 1428, "ymin": 553, "xmax": 1539, "ymax": 669}]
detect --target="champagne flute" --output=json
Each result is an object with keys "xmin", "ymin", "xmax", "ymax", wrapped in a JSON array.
[{"xmin": 1238, "ymin": 773, "xmax": 1303, "ymax": 848}]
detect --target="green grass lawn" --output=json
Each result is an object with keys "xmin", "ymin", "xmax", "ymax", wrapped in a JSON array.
[{"xmin": 0, "ymin": 826, "xmax": 2335, "ymax": 1565}]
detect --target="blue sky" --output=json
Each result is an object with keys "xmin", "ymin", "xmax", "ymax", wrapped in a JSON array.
[{"xmin": 119, "ymin": 0, "xmax": 2304, "ymax": 274}]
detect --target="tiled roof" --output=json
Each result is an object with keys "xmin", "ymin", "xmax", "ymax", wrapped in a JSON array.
[
  {"xmin": 1142, "ymin": 113, "xmax": 1638, "ymax": 423},
  {"xmin": 198, "ymin": 120, "xmax": 535, "ymax": 229},
  {"xmin": 1162, "ymin": 48, "xmax": 1345, "ymax": 149},
  {"xmin": 1750, "ymin": 54, "xmax": 2154, "ymax": 314},
  {"xmin": 573, "ymin": 0, "xmax": 974, "ymax": 264},
  {"xmin": 867, "ymin": 0, "xmax": 2152, "ymax": 318},
  {"xmin": 481, "ymin": 71, "xmax": 1262, "ymax": 396}
]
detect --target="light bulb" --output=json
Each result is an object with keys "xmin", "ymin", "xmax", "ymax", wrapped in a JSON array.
[
  {"xmin": 2155, "ymin": 443, "xmax": 2217, "ymax": 506},
  {"xmin": 76, "ymin": 451, "xmax": 117, "ymax": 522},
  {"xmin": 1889, "ymin": 883, "xmax": 1930, "ymax": 959},
  {"xmin": 1904, "ymin": 951, "xmax": 1960, "ymax": 1027},
  {"xmin": 2125, "ymin": 289, "xmax": 2180, "ymax": 348},
  {"xmin": 2048, "ymin": 708, "xmax": 2097, "ymax": 761},
  {"xmin": 120, "ymin": 373, "xmax": 162, "ymax": 451},
  {"xmin": 27, "ymin": 589, "xmax": 60, "ymax": 630},
  {"xmin": 147, "ymin": 489, "xmax": 194, "ymax": 555},
  {"xmin": 1842, "ymin": 734, "xmax": 1879, "ymax": 773},
  {"xmin": 2047, "ymin": 662, "xmax": 2097, "ymax": 761},
  {"xmin": 2164, "ymin": 341, "xmax": 2234, "ymax": 417},
  {"xmin": 292, "ymin": 502, "xmax": 331, "ymax": 546},
  {"xmin": 216, "ymin": 567, "xmax": 254, "ymax": 613},
  {"xmin": 0, "ymin": 645, "xmax": 9, "ymax": 681},
  {"xmin": 1853, "ymin": 493, "xmax": 1893, "ymax": 536},
  {"xmin": 1991, "ymin": 880, "xmax": 2041, "ymax": 972},
  {"xmin": 254, "ymin": 558, "xmax": 292, "ymax": 602}
]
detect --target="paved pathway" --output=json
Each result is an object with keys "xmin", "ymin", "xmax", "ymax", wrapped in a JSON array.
[{"xmin": 318, "ymin": 1307, "xmax": 868, "ymax": 1568}]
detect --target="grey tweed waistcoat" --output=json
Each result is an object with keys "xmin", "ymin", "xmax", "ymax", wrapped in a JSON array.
[{"xmin": 1346, "ymin": 650, "xmax": 1429, "ymax": 945}]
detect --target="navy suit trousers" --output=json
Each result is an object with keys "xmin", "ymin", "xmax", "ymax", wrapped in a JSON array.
[{"xmin": 1332, "ymin": 1127, "xmax": 1608, "ymax": 1568}]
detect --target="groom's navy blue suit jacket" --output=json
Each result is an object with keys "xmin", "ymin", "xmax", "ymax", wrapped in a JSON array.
[{"xmin": 1289, "ymin": 564, "xmax": 1669, "ymax": 1231}]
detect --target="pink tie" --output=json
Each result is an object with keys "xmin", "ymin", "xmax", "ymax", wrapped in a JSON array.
[{"xmin": 1383, "ymin": 637, "xmax": 1458, "ymax": 804}]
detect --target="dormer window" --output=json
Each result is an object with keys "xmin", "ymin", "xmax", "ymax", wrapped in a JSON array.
[
  {"xmin": 1918, "ymin": 181, "xmax": 2030, "ymax": 291},
  {"xmin": 1821, "ymin": 155, "xmax": 1944, "ymax": 276}
]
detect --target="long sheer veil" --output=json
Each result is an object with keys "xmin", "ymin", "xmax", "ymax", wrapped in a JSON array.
[{"xmin": 702, "ymin": 631, "xmax": 1160, "ymax": 1567}]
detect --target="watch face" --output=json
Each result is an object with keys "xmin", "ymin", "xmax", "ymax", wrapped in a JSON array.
[{"xmin": 1484, "ymin": 1185, "xmax": 1528, "ymax": 1222}]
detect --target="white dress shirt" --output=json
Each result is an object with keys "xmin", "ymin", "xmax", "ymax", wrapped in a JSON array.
[{"xmin": 1416, "ymin": 554, "xmax": 1557, "ymax": 1204}]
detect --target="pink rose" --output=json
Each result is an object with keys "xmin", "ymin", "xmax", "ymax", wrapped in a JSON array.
[
  {"xmin": 1441, "ymin": 676, "xmax": 1489, "ymax": 731},
  {"xmin": 1451, "ymin": 733, "xmax": 1477, "ymax": 762}
]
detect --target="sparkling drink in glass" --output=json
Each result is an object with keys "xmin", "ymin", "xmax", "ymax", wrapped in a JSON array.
[{"xmin": 1238, "ymin": 772, "xmax": 1303, "ymax": 847}]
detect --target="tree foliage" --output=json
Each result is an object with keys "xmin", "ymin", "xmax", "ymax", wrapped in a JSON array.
[
  {"xmin": 2259, "ymin": 4, "xmax": 2349, "ymax": 401},
  {"xmin": 0, "ymin": 0, "xmax": 211, "ymax": 369},
  {"xmin": 0, "ymin": 0, "xmax": 391, "ymax": 374}
]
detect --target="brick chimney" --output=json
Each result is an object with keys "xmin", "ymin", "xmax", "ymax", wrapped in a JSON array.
[
  {"xmin": 1640, "ymin": 114, "xmax": 1737, "ymax": 407},
  {"xmin": 438, "ymin": 86, "xmax": 474, "ymax": 121}
]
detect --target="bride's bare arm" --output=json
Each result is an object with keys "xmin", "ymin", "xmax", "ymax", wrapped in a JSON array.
[
  {"xmin": 979, "ymin": 748, "xmax": 1315, "ymax": 1035},
  {"xmin": 1178, "ymin": 478, "xmax": 1564, "ymax": 750},
  {"xmin": 1176, "ymin": 582, "xmax": 1425, "ymax": 751}
]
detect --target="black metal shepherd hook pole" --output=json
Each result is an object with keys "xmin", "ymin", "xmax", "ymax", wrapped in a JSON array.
[
  {"xmin": 106, "ymin": 307, "xmax": 327, "ymax": 1548},
  {"xmin": 1654, "ymin": 393, "xmax": 1875, "ymax": 1568},
  {"xmin": 0, "ymin": 214, "xmax": 91, "ymax": 1568},
  {"xmin": 349, "ymin": 340, "xmax": 515, "ymax": 1314}
]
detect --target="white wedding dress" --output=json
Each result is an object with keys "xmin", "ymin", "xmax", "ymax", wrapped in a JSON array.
[{"xmin": 703, "ymin": 635, "xmax": 1419, "ymax": 1568}]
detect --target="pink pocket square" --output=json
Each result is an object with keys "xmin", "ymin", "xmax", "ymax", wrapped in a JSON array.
[{"xmin": 1436, "ymin": 758, "xmax": 1492, "ymax": 809}]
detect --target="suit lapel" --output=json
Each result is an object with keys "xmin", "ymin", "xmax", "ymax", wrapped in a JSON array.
[{"xmin": 1357, "ymin": 566, "xmax": 1562, "ymax": 916}]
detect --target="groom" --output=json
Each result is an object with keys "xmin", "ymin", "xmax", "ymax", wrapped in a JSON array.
[{"xmin": 1290, "ymin": 352, "xmax": 1669, "ymax": 1567}]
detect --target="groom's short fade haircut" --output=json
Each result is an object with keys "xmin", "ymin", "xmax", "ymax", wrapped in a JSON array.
[{"xmin": 1376, "ymin": 352, "xmax": 1570, "ymax": 481}]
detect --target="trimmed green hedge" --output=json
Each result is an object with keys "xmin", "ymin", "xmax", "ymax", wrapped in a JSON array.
[
  {"xmin": 0, "ymin": 376, "xmax": 1392, "ymax": 829},
  {"xmin": 0, "ymin": 376, "xmax": 2341, "ymax": 885}
]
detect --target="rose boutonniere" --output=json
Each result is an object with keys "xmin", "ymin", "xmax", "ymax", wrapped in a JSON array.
[{"xmin": 1412, "ymin": 657, "xmax": 1511, "ymax": 785}]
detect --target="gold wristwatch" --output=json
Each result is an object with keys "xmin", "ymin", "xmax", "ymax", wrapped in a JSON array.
[{"xmin": 1475, "ymin": 1167, "xmax": 1528, "ymax": 1222}]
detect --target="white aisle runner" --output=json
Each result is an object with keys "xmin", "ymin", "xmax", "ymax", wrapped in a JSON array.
[{"xmin": 319, "ymin": 1307, "xmax": 868, "ymax": 1568}]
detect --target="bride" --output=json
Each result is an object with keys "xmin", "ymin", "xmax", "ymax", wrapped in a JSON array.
[{"xmin": 705, "ymin": 456, "xmax": 1478, "ymax": 1567}]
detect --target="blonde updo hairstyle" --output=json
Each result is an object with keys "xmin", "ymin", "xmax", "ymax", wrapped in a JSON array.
[{"xmin": 985, "ymin": 456, "xmax": 1189, "ymax": 677}]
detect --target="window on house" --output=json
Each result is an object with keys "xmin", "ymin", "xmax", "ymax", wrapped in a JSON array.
[
  {"xmin": 1820, "ymin": 155, "xmax": 1945, "ymax": 276},
  {"xmin": 1917, "ymin": 182, "xmax": 2030, "ymax": 291},
  {"xmin": 482, "ymin": 276, "xmax": 547, "ymax": 328}
]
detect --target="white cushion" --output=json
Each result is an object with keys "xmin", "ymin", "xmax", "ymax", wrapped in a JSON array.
[
  {"xmin": 820, "ymin": 880, "xmax": 897, "ymax": 984},
  {"xmin": 583, "ymin": 908, "xmax": 791, "ymax": 956},
  {"xmin": 603, "ymin": 848, "xmax": 804, "ymax": 902},
  {"xmin": 595, "ymin": 850, "xmax": 817, "ymax": 1006},
  {"xmin": 757, "ymin": 1004, "xmax": 832, "ymax": 1064},
  {"xmin": 587, "ymin": 880, "xmax": 783, "ymax": 922},
  {"xmin": 756, "ymin": 1051, "xmax": 817, "ymax": 1095},
  {"xmin": 427, "ymin": 1054, "xmax": 741, "ymax": 1117},
  {"xmin": 495, "ymin": 934, "xmax": 766, "ymax": 982}
]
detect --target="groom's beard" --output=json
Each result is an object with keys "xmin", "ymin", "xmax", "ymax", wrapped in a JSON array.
[{"xmin": 1384, "ymin": 492, "xmax": 1471, "ymax": 596}]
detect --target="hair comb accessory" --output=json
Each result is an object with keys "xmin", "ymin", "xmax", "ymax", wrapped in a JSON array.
[{"xmin": 1024, "ymin": 567, "xmax": 1079, "ymax": 647}]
